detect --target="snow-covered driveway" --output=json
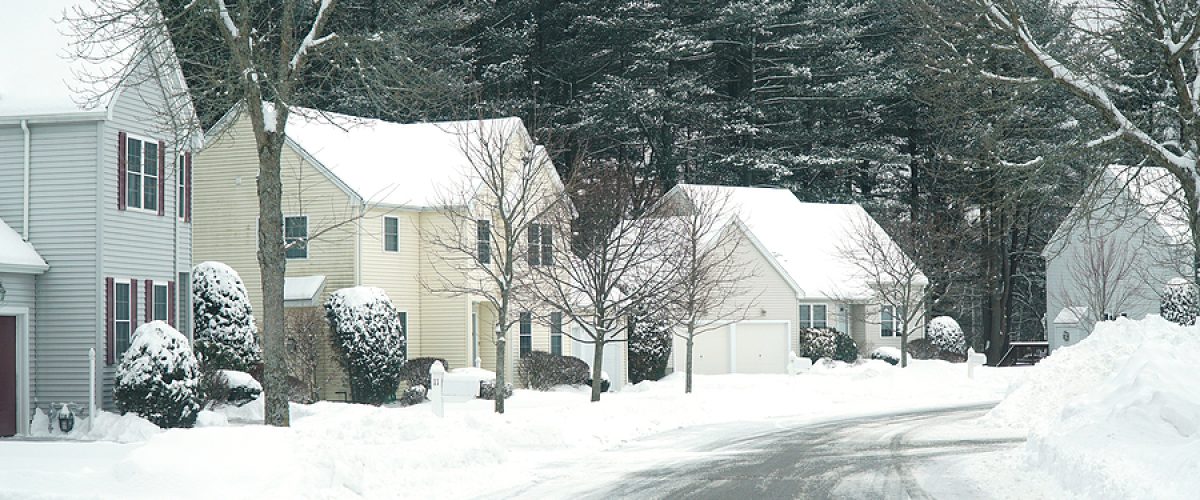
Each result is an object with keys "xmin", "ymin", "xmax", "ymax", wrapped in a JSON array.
[{"xmin": 493, "ymin": 403, "xmax": 1070, "ymax": 500}]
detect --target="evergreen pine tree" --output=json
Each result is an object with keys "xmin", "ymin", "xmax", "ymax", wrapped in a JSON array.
[{"xmin": 191, "ymin": 262, "xmax": 262, "ymax": 372}]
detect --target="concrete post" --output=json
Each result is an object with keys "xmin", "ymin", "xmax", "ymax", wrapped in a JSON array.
[{"xmin": 430, "ymin": 360, "xmax": 446, "ymax": 417}]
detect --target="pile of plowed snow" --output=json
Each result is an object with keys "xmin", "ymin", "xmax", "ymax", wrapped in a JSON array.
[{"xmin": 987, "ymin": 316, "xmax": 1200, "ymax": 499}]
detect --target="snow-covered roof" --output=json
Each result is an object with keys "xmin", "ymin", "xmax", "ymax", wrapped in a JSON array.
[
  {"xmin": 1053, "ymin": 306, "xmax": 1087, "ymax": 325},
  {"xmin": 1105, "ymin": 165, "xmax": 1190, "ymax": 245},
  {"xmin": 284, "ymin": 109, "xmax": 533, "ymax": 208},
  {"xmin": 1, "ymin": 2, "xmax": 120, "ymax": 117},
  {"xmin": 669, "ymin": 184, "xmax": 925, "ymax": 301},
  {"xmin": 284, "ymin": 275, "xmax": 326, "ymax": 306},
  {"xmin": 0, "ymin": 217, "xmax": 48, "ymax": 274}
]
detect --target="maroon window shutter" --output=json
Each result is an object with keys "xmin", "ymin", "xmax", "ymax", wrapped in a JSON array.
[
  {"xmin": 157, "ymin": 141, "xmax": 166, "ymax": 216},
  {"xmin": 105, "ymin": 278, "xmax": 115, "ymax": 365},
  {"xmin": 168, "ymin": 280, "xmax": 176, "ymax": 327},
  {"xmin": 184, "ymin": 152, "xmax": 193, "ymax": 222},
  {"xmin": 117, "ymin": 132, "xmax": 127, "ymax": 211},
  {"xmin": 145, "ymin": 279, "xmax": 153, "ymax": 323},
  {"xmin": 130, "ymin": 279, "xmax": 137, "ymax": 328}
]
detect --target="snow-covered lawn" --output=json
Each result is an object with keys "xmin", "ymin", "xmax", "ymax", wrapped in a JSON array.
[
  {"xmin": 0, "ymin": 361, "xmax": 1021, "ymax": 500},
  {"xmin": 984, "ymin": 316, "xmax": 1200, "ymax": 500}
]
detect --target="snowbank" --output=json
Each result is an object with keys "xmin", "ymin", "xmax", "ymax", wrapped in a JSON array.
[
  {"xmin": 29, "ymin": 409, "xmax": 162, "ymax": 443},
  {"xmin": 987, "ymin": 316, "xmax": 1200, "ymax": 499},
  {"xmin": 0, "ymin": 360, "xmax": 1019, "ymax": 499}
]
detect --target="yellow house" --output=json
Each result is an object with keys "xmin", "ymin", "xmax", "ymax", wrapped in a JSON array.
[{"xmin": 193, "ymin": 106, "xmax": 570, "ymax": 400}]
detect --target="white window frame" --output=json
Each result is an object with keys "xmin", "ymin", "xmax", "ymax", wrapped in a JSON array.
[
  {"xmin": 114, "ymin": 279, "xmax": 133, "ymax": 357},
  {"xmin": 528, "ymin": 223, "xmax": 553, "ymax": 267},
  {"xmin": 383, "ymin": 216, "xmax": 400, "ymax": 253},
  {"xmin": 550, "ymin": 312, "xmax": 563, "ymax": 356},
  {"xmin": 285, "ymin": 215, "xmax": 309, "ymax": 260},
  {"xmin": 152, "ymin": 281, "xmax": 170, "ymax": 323},
  {"xmin": 880, "ymin": 305, "xmax": 906, "ymax": 337},
  {"xmin": 177, "ymin": 153, "xmax": 187, "ymax": 220},
  {"xmin": 519, "ymin": 312, "xmax": 532, "ymax": 357},
  {"xmin": 398, "ymin": 311, "xmax": 408, "ymax": 337},
  {"xmin": 799, "ymin": 304, "xmax": 828, "ymax": 329},
  {"xmin": 125, "ymin": 134, "xmax": 160, "ymax": 213},
  {"xmin": 476, "ymin": 219, "xmax": 491, "ymax": 265}
]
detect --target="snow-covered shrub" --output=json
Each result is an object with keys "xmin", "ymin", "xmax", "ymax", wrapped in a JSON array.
[
  {"xmin": 926, "ymin": 316, "xmax": 967, "ymax": 355},
  {"xmin": 397, "ymin": 385, "xmax": 427, "ymax": 407},
  {"xmin": 479, "ymin": 380, "xmax": 513, "ymax": 400},
  {"xmin": 518, "ymin": 351, "xmax": 590, "ymax": 390},
  {"xmin": 398, "ymin": 357, "xmax": 450, "ymax": 391},
  {"xmin": 199, "ymin": 369, "xmax": 262, "ymax": 408},
  {"xmin": 1161, "ymin": 278, "xmax": 1199, "ymax": 326},
  {"xmin": 869, "ymin": 346, "xmax": 900, "ymax": 365},
  {"xmin": 797, "ymin": 327, "xmax": 858, "ymax": 363},
  {"xmin": 191, "ymin": 262, "xmax": 261, "ymax": 372},
  {"xmin": 325, "ymin": 287, "xmax": 407, "ymax": 404},
  {"xmin": 628, "ymin": 309, "xmax": 671, "ymax": 384},
  {"xmin": 114, "ymin": 321, "xmax": 202, "ymax": 428}
]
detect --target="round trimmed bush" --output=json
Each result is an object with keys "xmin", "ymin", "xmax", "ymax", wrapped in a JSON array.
[
  {"xmin": 1161, "ymin": 278, "xmax": 1199, "ymax": 326},
  {"xmin": 869, "ymin": 346, "xmax": 901, "ymax": 365},
  {"xmin": 926, "ymin": 316, "xmax": 966, "ymax": 355},
  {"xmin": 518, "ymin": 351, "xmax": 590, "ymax": 390},
  {"xmin": 115, "ymin": 321, "xmax": 202, "ymax": 428},
  {"xmin": 325, "ymin": 287, "xmax": 407, "ymax": 405},
  {"xmin": 191, "ymin": 262, "xmax": 261, "ymax": 372},
  {"xmin": 628, "ymin": 309, "xmax": 671, "ymax": 384},
  {"xmin": 797, "ymin": 327, "xmax": 858, "ymax": 363}
]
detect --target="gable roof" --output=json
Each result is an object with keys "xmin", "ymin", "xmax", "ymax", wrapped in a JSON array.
[
  {"xmin": 0, "ymin": 217, "xmax": 48, "ymax": 274},
  {"xmin": 668, "ymin": 184, "xmax": 924, "ymax": 301},
  {"xmin": 207, "ymin": 105, "xmax": 554, "ymax": 209},
  {"xmin": 1, "ymin": 2, "xmax": 195, "ymax": 122},
  {"xmin": 1044, "ymin": 165, "xmax": 1190, "ymax": 258}
]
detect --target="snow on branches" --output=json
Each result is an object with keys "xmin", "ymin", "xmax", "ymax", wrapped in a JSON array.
[
  {"xmin": 324, "ymin": 287, "xmax": 407, "ymax": 404},
  {"xmin": 115, "ymin": 321, "xmax": 202, "ymax": 428},
  {"xmin": 191, "ymin": 262, "xmax": 261, "ymax": 372}
]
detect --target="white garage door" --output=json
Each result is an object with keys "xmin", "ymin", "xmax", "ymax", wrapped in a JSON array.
[
  {"xmin": 673, "ymin": 322, "xmax": 789, "ymax": 375},
  {"xmin": 733, "ymin": 322, "xmax": 789, "ymax": 374}
]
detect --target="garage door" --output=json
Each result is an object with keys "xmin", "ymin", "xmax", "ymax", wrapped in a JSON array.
[
  {"xmin": 733, "ymin": 322, "xmax": 789, "ymax": 374},
  {"xmin": 673, "ymin": 322, "xmax": 789, "ymax": 375},
  {"xmin": 690, "ymin": 326, "xmax": 730, "ymax": 375}
]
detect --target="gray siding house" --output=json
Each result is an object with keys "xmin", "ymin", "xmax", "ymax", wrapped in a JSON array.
[
  {"xmin": 0, "ymin": 3, "xmax": 197, "ymax": 435},
  {"xmin": 1044, "ymin": 165, "xmax": 1188, "ymax": 352}
]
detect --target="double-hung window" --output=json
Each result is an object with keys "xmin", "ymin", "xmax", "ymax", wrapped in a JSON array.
[
  {"xmin": 114, "ymin": 281, "xmax": 132, "ymax": 357},
  {"xmin": 285, "ymin": 216, "xmax": 308, "ymax": 259},
  {"xmin": 519, "ymin": 312, "xmax": 532, "ymax": 357},
  {"xmin": 476, "ymin": 220, "xmax": 491, "ymax": 264},
  {"xmin": 153, "ymin": 283, "xmax": 170, "ymax": 322},
  {"xmin": 881, "ymin": 305, "xmax": 906, "ymax": 337},
  {"xmin": 527, "ymin": 223, "xmax": 553, "ymax": 266},
  {"xmin": 177, "ymin": 155, "xmax": 187, "ymax": 219},
  {"xmin": 550, "ymin": 312, "xmax": 563, "ymax": 355},
  {"xmin": 125, "ymin": 136, "xmax": 159, "ymax": 211},
  {"xmin": 383, "ymin": 216, "xmax": 399, "ymax": 252},
  {"xmin": 799, "ymin": 304, "xmax": 828, "ymax": 329}
]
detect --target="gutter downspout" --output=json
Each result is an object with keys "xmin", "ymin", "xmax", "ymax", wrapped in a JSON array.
[{"xmin": 21, "ymin": 120, "xmax": 30, "ymax": 240}]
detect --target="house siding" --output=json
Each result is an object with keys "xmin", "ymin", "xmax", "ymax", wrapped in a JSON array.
[{"xmin": 1044, "ymin": 184, "xmax": 1180, "ymax": 351}]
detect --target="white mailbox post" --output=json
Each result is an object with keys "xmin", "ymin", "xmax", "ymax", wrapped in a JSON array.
[
  {"xmin": 967, "ymin": 348, "xmax": 986, "ymax": 379},
  {"xmin": 429, "ymin": 361, "xmax": 446, "ymax": 417},
  {"xmin": 787, "ymin": 352, "xmax": 812, "ymax": 375}
]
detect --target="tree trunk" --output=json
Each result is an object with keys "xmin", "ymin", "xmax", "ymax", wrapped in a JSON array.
[
  {"xmin": 900, "ymin": 329, "xmax": 908, "ymax": 368},
  {"xmin": 257, "ymin": 137, "xmax": 289, "ymax": 427},
  {"xmin": 494, "ymin": 318, "xmax": 506, "ymax": 414},
  {"xmin": 685, "ymin": 332, "xmax": 695, "ymax": 394},
  {"xmin": 591, "ymin": 335, "xmax": 605, "ymax": 402}
]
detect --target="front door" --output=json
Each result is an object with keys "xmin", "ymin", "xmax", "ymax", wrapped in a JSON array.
[{"xmin": 0, "ymin": 316, "xmax": 17, "ymax": 437}]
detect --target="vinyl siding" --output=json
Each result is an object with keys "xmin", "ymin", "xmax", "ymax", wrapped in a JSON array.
[
  {"xmin": 1044, "ymin": 184, "xmax": 1181, "ymax": 351},
  {"xmin": 853, "ymin": 303, "xmax": 925, "ymax": 354},
  {"xmin": 194, "ymin": 112, "xmax": 359, "ymax": 400},
  {"xmin": 99, "ymin": 61, "xmax": 194, "ymax": 408}
]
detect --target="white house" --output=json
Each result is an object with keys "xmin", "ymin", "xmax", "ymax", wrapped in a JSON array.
[
  {"xmin": 0, "ymin": 2, "xmax": 198, "ymax": 435},
  {"xmin": 655, "ymin": 185, "xmax": 926, "ymax": 375},
  {"xmin": 1044, "ymin": 165, "xmax": 1188, "ymax": 351}
]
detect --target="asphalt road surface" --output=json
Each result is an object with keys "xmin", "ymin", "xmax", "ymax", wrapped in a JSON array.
[{"xmin": 492, "ymin": 404, "xmax": 1023, "ymax": 500}]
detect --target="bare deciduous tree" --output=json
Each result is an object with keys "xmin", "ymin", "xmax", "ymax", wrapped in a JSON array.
[
  {"xmin": 1053, "ymin": 236, "xmax": 1141, "ymax": 334},
  {"xmin": 425, "ymin": 120, "xmax": 566, "ymax": 413},
  {"xmin": 529, "ymin": 165, "xmax": 678, "ymax": 402},
  {"xmin": 658, "ymin": 187, "xmax": 758, "ymax": 394},
  {"xmin": 839, "ymin": 215, "xmax": 929, "ymax": 367}
]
